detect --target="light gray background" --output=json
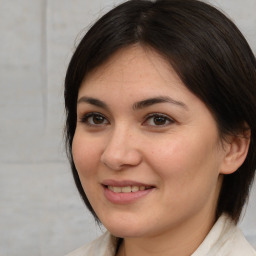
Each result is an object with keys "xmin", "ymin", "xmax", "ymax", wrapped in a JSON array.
[{"xmin": 0, "ymin": 0, "xmax": 255, "ymax": 255}]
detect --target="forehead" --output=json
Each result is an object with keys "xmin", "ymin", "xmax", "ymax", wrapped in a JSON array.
[{"xmin": 79, "ymin": 45, "xmax": 187, "ymax": 97}]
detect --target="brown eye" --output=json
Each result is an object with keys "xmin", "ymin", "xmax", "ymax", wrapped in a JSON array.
[
  {"xmin": 80, "ymin": 113, "xmax": 109, "ymax": 126},
  {"xmin": 153, "ymin": 116, "xmax": 168, "ymax": 125},
  {"xmin": 143, "ymin": 113, "xmax": 174, "ymax": 127},
  {"xmin": 92, "ymin": 115, "xmax": 105, "ymax": 124}
]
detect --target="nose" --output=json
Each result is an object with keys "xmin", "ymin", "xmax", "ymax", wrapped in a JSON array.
[{"xmin": 100, "ymin": 126, "xmax": 142, "ymax": 171}]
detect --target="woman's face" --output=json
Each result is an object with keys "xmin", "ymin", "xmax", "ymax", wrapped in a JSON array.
[{"xmin": 72, "ymin": 46, "xmax": 227, "ymax": 238}]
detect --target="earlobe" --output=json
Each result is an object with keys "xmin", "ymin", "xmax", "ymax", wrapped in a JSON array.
[{"xmin": 220, "ymin": 130, "xmax": 251, "ymax": 175}]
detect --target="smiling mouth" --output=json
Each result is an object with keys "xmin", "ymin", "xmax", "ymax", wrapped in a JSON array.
[
  {"xmin": 107, "ymin": 185, "xmax": 152, "ymax": 193},
  {"xmin": 103, "ymin": 182, "xmax": 155, "ymax": 203}
]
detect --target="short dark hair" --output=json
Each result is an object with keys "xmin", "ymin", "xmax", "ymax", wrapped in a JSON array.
[{"xmin": 64, "ymin": 0, "xmax": 256, "ymax": 223}]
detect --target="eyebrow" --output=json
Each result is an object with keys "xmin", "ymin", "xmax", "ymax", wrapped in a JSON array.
[
  {"xmin": 133, "ymin": 96, "xmax": 188, "ymax": 110},
  {"xmin": 77, "ymin": 96, "xmax": 108, "ymax": 109},
  {"xmin": 77, "ymin": 96, "xmax": 188, "ymax": 111}
]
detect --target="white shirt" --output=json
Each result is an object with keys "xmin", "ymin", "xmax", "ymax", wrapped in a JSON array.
[{"xmin": 66, "ymin": 215, "xmax": 256, "ymax": 256}]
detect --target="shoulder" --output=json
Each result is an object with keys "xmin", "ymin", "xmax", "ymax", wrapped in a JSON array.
[
  {"xmin": 193, "ymin": 215, "xmax": 256, "ymax": 256},
  {"xmin": 65, "ymin": 232, "xmax": 117, "ymax": 256},
  {"xmin": 224, "ymin": 227, "xmax": 256, "ymax": 256}
]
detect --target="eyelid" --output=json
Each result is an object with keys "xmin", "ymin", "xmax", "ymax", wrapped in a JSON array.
[
  {"xmin": 142, "ymin": 113, "xmax": 175, "ymax": 126},
  {"xmin": 79, "ymin": 112, "xmax": 109, "ymax": 126},
  {"xmin": 78, "ymin": 111, "xmax": 175, "ymax": 128}
]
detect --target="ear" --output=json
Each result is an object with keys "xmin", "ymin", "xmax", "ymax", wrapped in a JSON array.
[{"xmin": 220, "ymin": 129, "xmax": 251, "ymax": 175}]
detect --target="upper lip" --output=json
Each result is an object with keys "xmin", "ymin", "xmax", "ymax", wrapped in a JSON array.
[{"xmin": 101, "ymin": 179, "xmax": 155, "ymax": 187}]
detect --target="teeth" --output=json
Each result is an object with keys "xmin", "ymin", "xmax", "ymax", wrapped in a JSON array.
[
  {"xmin": 140, "ymin": 186, "xmax": 145, "ymax": 191},
  {"xmin": 122, "ymin": 186, "xmax": 131, "ymax": 193},
  {"xmin": 131, "ymin": 186, "xmax": 139, "ymax": 192},
  {"xmin": 108, "ymin": 185, "xmax": 149, "ymax": 193},
  {"xmin": 113, "ymin": 186, "xmax": 121, "ymax": 193}
]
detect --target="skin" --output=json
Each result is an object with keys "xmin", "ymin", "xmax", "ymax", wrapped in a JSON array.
[{"xmin": 72, "ymin": 45, "xmax": 249, "ymax": 256}]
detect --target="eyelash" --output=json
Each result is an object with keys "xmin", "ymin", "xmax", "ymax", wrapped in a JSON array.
[
  {"xmin": 143, "ymin": 113, "xmax": 175, "ymax": 127},
  {"xmin": 79, "ymin": 112, "xmax": 175, "ymax": 127},
  {"xmin": 79, "ymin": 112, "xmax": 109, "ymax": 126}
]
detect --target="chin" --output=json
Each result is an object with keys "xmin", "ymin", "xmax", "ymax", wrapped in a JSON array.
[
  {"xmin": 107, "ymin": 227, "xmax": 145, "ymax": 238},
  {"xmin": 101, "ymin": 217, "xmax": 146, "ymax": 238}
]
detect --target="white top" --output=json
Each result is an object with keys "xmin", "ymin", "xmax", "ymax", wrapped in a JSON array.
[{"xmin": 66, "ymin": 215, "xmax": 256, "ymax": 256}]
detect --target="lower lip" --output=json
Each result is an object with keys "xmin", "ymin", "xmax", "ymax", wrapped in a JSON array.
[{"xmin": 103, "ymin": 186, "xmax": 154, "ymax": 204}]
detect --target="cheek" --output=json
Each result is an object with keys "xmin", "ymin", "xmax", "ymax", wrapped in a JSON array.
[
  {"xmin": 146, "ymin": 136, "xmax": 188, "ymax": 173},
  {"xmin": 72, "ymin": 132, "xmax": 102, "ymax": 177},
  {"xmin": 147, "ymin": 133, "xmax": 220, "ymax": 182},
  {"xmin": 147, "ymin": 135, "xmax": 221, "ymax": 216},
  {"xmin": 72, "ymin": 133, "xmax": 104, "ymax": 203}
]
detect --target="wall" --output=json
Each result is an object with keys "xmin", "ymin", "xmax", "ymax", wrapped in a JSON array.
[{"xmin": 0, "ymin": 0, "xmax": 255, "ymax": 255}]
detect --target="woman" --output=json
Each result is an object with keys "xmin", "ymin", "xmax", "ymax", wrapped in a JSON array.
[{"xmin": 64, "ymin": 0, "xmax": 256, "ymax": 255}]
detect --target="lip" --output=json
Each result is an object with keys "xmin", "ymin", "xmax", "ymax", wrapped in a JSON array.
[
  {"xmin": 102, "ymin": 179, "xmax": 155, "ymax": 187},
  {"xmin": 102, "ymin": 179, "xmax": 155, "ymax": 204}
]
